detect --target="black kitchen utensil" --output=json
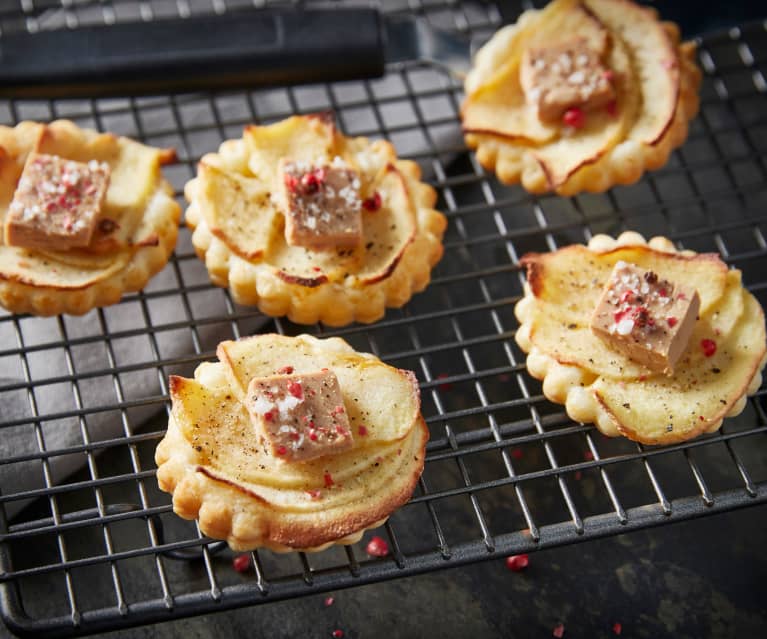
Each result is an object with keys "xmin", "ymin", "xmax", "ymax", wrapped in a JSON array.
[{"xmin": 0, "ymin": 8, "xmax": 478, "ymax": 96}]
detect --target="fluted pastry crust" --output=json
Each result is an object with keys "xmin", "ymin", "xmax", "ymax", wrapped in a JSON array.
[
  {"xmin": 155, "ymin": 333, "xmax": 429, "ymax": 551},
  {"xmin": 184, "ymin": 113, "xmax": 446, "ymax": 326},
  {"xmin": 0, "ymin": 120, "xmax": 180, "ymax": 316},
  {"xmin": 462, "ymin": 0, "xmax": 702, "ymax": 195},
  {"xmin": 515, "ymin": 232, "xmax": 766, "ymax": 444}
]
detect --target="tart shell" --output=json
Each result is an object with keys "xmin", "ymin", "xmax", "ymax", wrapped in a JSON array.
[
  {"xmin": 462, "ymin": 0, "xmax": 702, "ymax": 195},
  {"xmin": 0, "ymin": 120, "xmax": 180, "ymax": 316},
  {"xmin": 184, "ymin": 114, "xmax": 446, "ymax": 326},
  {"xmin": 155, "ymin": 333, "xmax": 429, "ymax": 551},
  {"xmin": 515, "ymin": 232, "xmax": 766, "ymax": 444}
]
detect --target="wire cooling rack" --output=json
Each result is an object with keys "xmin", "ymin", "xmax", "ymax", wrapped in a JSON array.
[{"xmin": 1, "ymin": 1, "xmax": 767, "ymax": 636}]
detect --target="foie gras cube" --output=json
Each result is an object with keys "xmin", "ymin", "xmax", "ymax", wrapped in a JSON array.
[
  {"xmin": 590, "ymin": 261, "xmax": 700, "ymax": 375},
  {"xmin": 520, "ymin": 37, "xmax": 616, "ymax": 123},
  {"xmin": 280, "ymin": 158, "xmax": 362, "ymax": 250},
  {"xmin": 4, "ymin": 153, "xmax": 110, "ymax": 251},
  {"xmin": 245, "ymin": 368, "xmax": 354, "ymax": 463}
]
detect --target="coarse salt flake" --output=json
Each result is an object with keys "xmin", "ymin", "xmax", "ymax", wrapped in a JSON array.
[{"xmin": 615, "ymin": 318, "xmax": 635, "ymax": 335}]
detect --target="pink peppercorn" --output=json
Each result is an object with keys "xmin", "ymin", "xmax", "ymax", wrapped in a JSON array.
[
  {"xmin": 701, "ymin": 339, "xmax": 717, "ymax": 357},
  {"xmin": 232, "ymin": 554, "xmax": 250, "ymax": 573},
  {"xmin": 365, "ymin": 536, "xmax": 389, "ymax": 557},
  {"xmin": 362, "ymin": 192, "xmax": 382, "ymax": 211},
  {"xmin": 505, "ymin": 554, "xmax": 529, "ymax": 572},
  {"xmin": 563, "ymin": 107, "xmax": 585, "ymax": 128}
]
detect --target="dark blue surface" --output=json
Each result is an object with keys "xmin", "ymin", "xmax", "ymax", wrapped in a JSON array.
[{"xmin": 655, "ymin": 0, "xmax": 765, "ymax": 37}]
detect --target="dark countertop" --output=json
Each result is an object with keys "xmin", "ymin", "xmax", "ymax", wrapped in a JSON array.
[
  {"xmin": 130, "ymin": 505, "xmax": 762, "ymax": 638},
  {"xmin": 12, "ymin": 506, "xmax": 761, "ymax": 639}
]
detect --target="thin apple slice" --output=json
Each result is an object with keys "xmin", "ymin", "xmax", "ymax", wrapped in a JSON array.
[
  {"xmin": 593, "ymin": 292, "xmax": 765, "ymax": 443},
  {"xmin": 244, "ymin": 113, "xmax": 336, "ymax": 185},
  {"xmin": 585, "ymin": 0, "xmax": 680, "ymax": 145},
  {"xmin": 527, "ymin": 269, "xmax": 745, "ymax": 380},
  {"xmin": 196, "ymin": 162, "xmax": 280, "ymax": 260},
  {"xmin": 0, "ymin": 244, "xmax": 131, "ymax": 289},
  {"xmin": 531, "ymin": 21, "xmax": 636, "ymax": 188}
]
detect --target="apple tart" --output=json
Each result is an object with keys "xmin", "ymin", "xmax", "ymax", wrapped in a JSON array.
[
  {"xmin": 515, "ymin": 232, "xmax": 766, "ymax": 444},
  {"xmin": 184, "ymin": 112, "xmax": 446, "ymax": 326},
  {"xmin": 462, "ymin": 0, "xmax": 702, "ymax": 195},
  {"xmin": 155, "ymin": 333, "xmax": 428, "ymax": 552},
  {"xmin": 0, "ymin": 120, "xmax": 180, "ymax": 316}
]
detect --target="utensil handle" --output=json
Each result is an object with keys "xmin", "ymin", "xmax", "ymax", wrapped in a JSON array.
[{"xmin": 0, "ymin": 8, "xmax": 386, "ymax": 97}]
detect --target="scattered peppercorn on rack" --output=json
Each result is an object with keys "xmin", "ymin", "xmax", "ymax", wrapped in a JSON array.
[{"xmin": 1, "ymin": 1, "xmax": 767, "ymax": 637}]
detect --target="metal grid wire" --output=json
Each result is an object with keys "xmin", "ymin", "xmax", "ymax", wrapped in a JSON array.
[{"xmin": 1, "ymin": 0, "xmax": 767, "ymax": 636}]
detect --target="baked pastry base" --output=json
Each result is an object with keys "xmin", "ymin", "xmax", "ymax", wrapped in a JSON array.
[
  {"xmin": 156, "ymin": 333, "xmax": 429, "ymax": 551},
  {"xmin": 515, "ymin": 232, "xmax": 766, "ymax": 444},
  {"xmin": 184, "ymin": 114, "xmax": 446, "ymax": 326},
  {"xmin": 462, "ymin": 0, "xmax": 702, "ymax": 195},
  {"xmin": 0, "ymin": 120, "xmax": 180, "ymax": 316}
]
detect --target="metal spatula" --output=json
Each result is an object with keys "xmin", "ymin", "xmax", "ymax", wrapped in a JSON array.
[{"xmin": 0, "ymin": 7, "xmax": 493, "ymax": 97}]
